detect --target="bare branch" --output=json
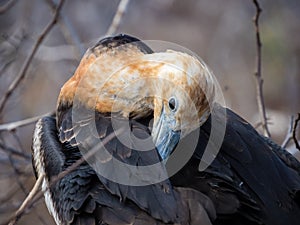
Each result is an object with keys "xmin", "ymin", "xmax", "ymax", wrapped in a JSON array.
[
  {"xmin": 8, "ymin": 174, "xmax": 44, "ymax": 225},
  {"xmin": 0, "ymin": 0, "xmax": 16, "ymax": 14},
  {"xmin": 0, "ymin": 169, "xmax": 32, "ymax": 203},
  {"xmin": 292, "ymin": 113, "xmax": 300, "ymax": 151},
  {"xmin": 252, "ymin": 0, "xmax": 271, "ymax": 137},
  {"xmin": 0, "ymin": 0, "xmax": 66, "ymax": 114},
  {"xmin": 0, "ymin": 111, "xmax": 54, "ymax": 132},
  {"xmin": 44, "ymin": 0, "xmax": 85, "ymax": 58},
  {"xmin": 8, "ymin": 154, "xmax": 29, "ymax": 197},
  {"xmin": 282, "ymin": 115, "xmax": 294, "ymax": 148},
  {"xmin": 0, "ymin": 28, "xmax": 26, "ymax": 77},
  {"xmin": 106, "ymin": 0, "xmax": 131, "ymax": 36},
  {"xmin": 0, "ymin": 141, "xmax": 31, "ymax": 160}
]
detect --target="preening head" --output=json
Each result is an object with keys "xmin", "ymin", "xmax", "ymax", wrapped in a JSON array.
[
  {"xmin": 134, "ymin": 51, "xmax": 215, "ymax": 159},
  {"xmin": 57, "ymin": 38, "xmax": 215, "ymax": 160}
]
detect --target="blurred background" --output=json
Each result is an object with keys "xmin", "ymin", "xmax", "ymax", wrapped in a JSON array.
[{"xmin": 0, "ymin": 0, "xmax": 299, "ymax": 224}]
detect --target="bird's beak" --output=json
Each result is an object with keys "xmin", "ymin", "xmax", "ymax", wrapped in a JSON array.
[{"xmin": 152, "ymin": 107, "xmax": 181, "ymax": 160}]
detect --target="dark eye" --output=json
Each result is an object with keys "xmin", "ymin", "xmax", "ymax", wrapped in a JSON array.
[{"xmin": 168, "ymin": 97, "xmax": 177, "ymax": 112}]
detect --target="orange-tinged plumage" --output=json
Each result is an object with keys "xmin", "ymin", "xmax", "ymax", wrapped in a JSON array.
[
  {"xmin": 58, "ymin": 42, "xmax": 215, "ymax": 136},
  {"xmin": 58, "ymin": 44, "xmax": 146, "ymax": 113}
]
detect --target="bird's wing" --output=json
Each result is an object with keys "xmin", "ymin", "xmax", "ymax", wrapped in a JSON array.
[
  {"xmin": 35, "ymin": 113, "xmax": 215, "ymax": 225},
  {"xmin": 220, "ymin": 106, "xmax": 300, "ymax": 203},
  {"xmin": 261, "ymin": 135, "xmax": 300, "ymax": 175},
  {"xmin": 33, "ymin": 117, "xmax": 167, "ymax": 225},
  {"xmin": 177, "ymin": 104, "xmax": 300, "ymax": 224},
  {"xmin": 56, "ymin": 106, "xmax": 183, "ymax": 223}
]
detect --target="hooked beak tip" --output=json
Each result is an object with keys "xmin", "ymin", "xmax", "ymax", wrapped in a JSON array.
[{"xmin": 156, "ymin": 130, "xmax": 181, "ymax": 160}]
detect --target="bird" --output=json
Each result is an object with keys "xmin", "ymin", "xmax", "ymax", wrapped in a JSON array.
[{"xmin": 31, "ymin": 34, "xmax": 300, "ymax": 225}]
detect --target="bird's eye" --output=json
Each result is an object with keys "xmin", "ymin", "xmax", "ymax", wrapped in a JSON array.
[{"xmin": 168, "ymin": 97, "xmax": 177, "ymax": 112}]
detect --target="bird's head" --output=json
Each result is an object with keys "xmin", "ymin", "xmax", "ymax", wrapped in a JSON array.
[
  {"xmin": 57, "ymin": 36, "xmax": 215, "ymax": 160},
  {"xmin": 137, "ymin": 51, "xmax": 215, "ymax": 160}
]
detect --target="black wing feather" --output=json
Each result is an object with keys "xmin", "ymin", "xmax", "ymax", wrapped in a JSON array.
[
  {"xmin": 57, "ymin": 106, "xmax": 182, "ymax": 223},
  {"xmin": 36, "ymin": 114, "xmax": 215, "ymax": 225},
  {"xmin": 171, "ymin": 104, "xmax": 300, "ymax": 225}
]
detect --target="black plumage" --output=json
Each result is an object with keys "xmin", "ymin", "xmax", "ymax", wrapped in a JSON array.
[
  {"xmin": 31, "ymin": 34, "xmax": 300, "ymax": 225},
  {"xmin": 171, "ymin": 105, "xmax": 300, "ymax": 225},
  {"xmin": 32, "ymin": 111, "xmax": 215, "ymax": 225}
]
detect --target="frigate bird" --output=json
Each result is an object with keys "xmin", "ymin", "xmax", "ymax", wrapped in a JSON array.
[{"xmin": 32, "ymin": 34, "xmax": 300, "ymax": 225}]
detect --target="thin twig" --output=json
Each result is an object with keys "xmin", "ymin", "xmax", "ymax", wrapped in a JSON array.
[
  {"xmin": 44, "ymin": 0, "xmax": 85, "ymax": 58},
  {"xmin": 0, "ymin": 0, "xmax": 66, "ymax": 114},
  {"xmin": 0, "ymin": 182, "xmax": 22, "ymax": 203},
  {"xmin": 8, "ymin": 174, "xmax": 44, "ymax": 225},
  {"xmin": 0, "ymin": 28, "xmax": 26, "ymax": 77},
  {"xmin": 252, "ymin": 0, "xmax": 271, "ymax": 138},
  {"xmin": 282, "ymin": 115, "xmax": 294, "ymax": 148},
  {"xmin": 0, "ymin": 0, "xmax": 16, "ymax": 14},
  {"xmin": 0, "ymin": 111, "xmax": 54, "ymax": 131},
  {"xmin": 105, "ymin": 0, "xmax": 130, "ymax": 36},
  {"xmin": 0, "ymin": 141, "xmax": 31, "ymax": 159},
  {"xmin": 11, "ymin": 130, "xmax": 26, "ymax": 153},
  {"xmin": 292, "ymin": 113, "xmax": 300, "ymax": 151},
  {"xmin": 0, "ymin": 170, "xmax": 31, "ymax": 178},
  {"xmin": 254, "ymin": 117, "xmax": 272, "ymax": 129},
  {"xmin": 8, "ymin": 153, "xmax": 29, "ymax": 197}
]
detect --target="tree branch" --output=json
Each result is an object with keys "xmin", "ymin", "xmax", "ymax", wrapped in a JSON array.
[
  {"xmin": 292, "ymin": 113, "xmax": 300, "ymax": 151},
  {"xmin": 282, "ymin": 115, "xmax": 294, "ymax": 148},
  {"xmin": 8, "ymin": 174, "xmax": 44, "ymax": 225},
  {"xmin": 0, "ymin": 111, "xmax": 54, "ymax": 132},
  {"xmin": 106, "ymin": 0, "xmax": 131, "ymax": 36},
  {"xmin": 0, "ymin": 0, "xmax": 66, "ymax": 114},
  {"xmin": 0, "ymin": 0, "xmax": 17, "ymax": 14},
  {"xmin": 0, "ymin": 141, "xmax": 31, "ymax": 160},
  {"xmin": 44, "ymin": 0, "xmax": 85, "ymax": 58},
  {"xmin": 252, "ymin": 0, "xmax": 271, "ymax": 137}
]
